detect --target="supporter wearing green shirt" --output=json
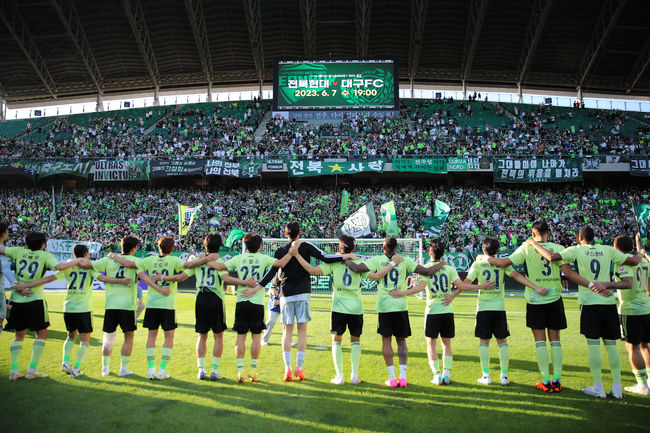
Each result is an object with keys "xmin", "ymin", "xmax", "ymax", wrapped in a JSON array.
[
  {"xmin": 465, "ymin": 237, "xmax": 546, "ymax": 387},
  {"xmin": 528, "ymin": 225, "xmax": 641, "ymax": 399},
  {"xmin": 392, "ymin": 239, "xmax": 494, "ymax": 386},
  {"xmin": 487, "ymin": 221, "xmax": 570, "ymax": 393},
  {"xmin": 613, "ymin": 235, "xmax": 650, "ymax": 396},
  {"xmin": 343, "ymin": 236, "xmax": 444, "ymax": 388},
  {"xmin": 1, "ymin": 232, "xmax": 82, "ymax": 381}
]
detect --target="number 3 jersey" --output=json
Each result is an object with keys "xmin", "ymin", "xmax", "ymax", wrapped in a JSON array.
[
  {"xmin": 508, "ymin": 242, "xmax": 564, "ymax": 305},
  {"xmin": 560, "ymin": 244, "xmax": 628, "ymax": 305},
  {"xmin": 5, "ymin": 247, "xmax": 58, "ymax": 304},
  {"xmin": 365, "ymin": 255, "xmax": 417, "ymax": 313},
  {"xmin": 320, "ymin": 260, "xmax": 368, "ymax": 315},
  {"xmin": 466, "ymin": 257, "xmax": 515, "ymax": 312},
  {"xmin": 138, "ymin": 255, "xmax": 185, "ymax": 310},
  {"xmin": 421, "ymin": 261, "xmax": 460, "ymax": 315},
  {"xmin": 56, "ymin": 266, "xmax": 100, "ymax": 313},
  {"xmin": 225, "ymin": 252, "xmax": 276, "ymax": 305},
  {"xmin": 92, "ymin": 255, "xmax": 141, "ymax": 311}
]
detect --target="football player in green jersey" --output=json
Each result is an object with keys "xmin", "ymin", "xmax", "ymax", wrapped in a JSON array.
[
  {"xmin": 465, "ymin": 237, "xmax": 548, "ymax": 387},
  {"xmin": 13, "ymin": 244, "xmax": 130, "ymax": 378},
  {"xmin": 613, "ymin": 235, "xmax": 650, "ymax": 395},
  {"xmin": 0, "ymin": 222, "xmax": 17, "ymax": 335},
  {"xmin": 344, "ymin": 237, "xmax": 444, "ymax": 388},
  {"xmin": 1, "ymin": 232, "xmax": 83, "ymax": 380},
  {"xmin": 392, "ymin": 239, "xmax": 494, "ymax": 385},
  {"xmin": 158, "ymin": 234, "xmax": 256, "ymax": 381},
  {"xmin": 487, "ymin": 221, "xmax": 571, "ymax": 392},
  {"xmin": 528, "ymin": 225, "xmax": 641, "ymax": 399}
]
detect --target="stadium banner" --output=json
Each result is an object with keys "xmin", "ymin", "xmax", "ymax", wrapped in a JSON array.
[
  {"xmin": 380, "ymin": 201, "xmax": 400, "ymax": 236},
  {"xmin": 93, "ymin": 160, "xmax": 150, "ymax": 181},
  {"xmin": 340, "ymin": 189, "xmax": 350, "ymax": 217},
  {"xmin": 46, "ymin": 239, "xmax": 102, "ymax": 262},
  {"xmin": 337, "ymin": 203, "xmax": 377, "ymax": 238},
  {"xmin": 205, "ymin": 159, "xmax": 262, "ymax": 178},
  {"xmin": 149, "ymin": 159, "xmax": 205, "ymax": 178},
  {"xmin": 0, "ymin": 160, "xmax": 40, "ymax": 179},
  {"xmin": 634, "ymin": 205, "xmax": 650, "ymax": 238},
  {"xmin": 287, "ymin": 159, "xmax": 385, "ymax": 177},
  {"xmin": 447, "ymin": 157, "xmax": 480, "ymax": 171},
  {"xmin": 493, "ymin": 157, "xmax": 582, "ymax": 183},
  {"xmin": 630, "ymin": 157, "xmax": 650, "ymax": 177},
  {"xmin": 265, "ymin": 158, "xmax": 285, "ymax": 171},
  {"xmin": 392, "ymin": 157, "xmax": 448, "ymax": 174},
  {"xmin": 38, "ymin": 160, "xmax": 94, "ymax": 179}
]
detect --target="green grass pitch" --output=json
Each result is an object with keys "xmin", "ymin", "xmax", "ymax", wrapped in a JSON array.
[{"xmin": 2, "ymin": 291, "xmax": 648, "ymax": 433}]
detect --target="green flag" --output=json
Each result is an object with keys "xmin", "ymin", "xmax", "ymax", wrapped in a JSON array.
[
  {"xmin": 225, "ymin": 228, "xmax": 247, "ymax": 249},
  {"xmin": 337, "ymin": 203, "xmax": 377, "ymax": 238},
  {"xmin": 421, "ymin": 200, "xmax": 450, "ymax": 236},
  {"xmin": 380, "ymin": 201, "xmax": 400, "ymax": 236},
  {"xmin": 634, "ymin": 204, "xmax": 650, "ymax": 238},
  {"xmin": 340, "ymin": 189, "xmax": 350, "ymax": 217}
]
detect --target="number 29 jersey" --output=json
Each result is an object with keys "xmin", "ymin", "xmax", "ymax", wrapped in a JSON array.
[{"xmin": 5, "ymin": 247, "xmax": 58, "ymax": 304}]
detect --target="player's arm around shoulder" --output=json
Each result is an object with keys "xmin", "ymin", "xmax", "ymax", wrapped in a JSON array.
[
  {"xmin": 526, "ymin": 239, "xmax": 562, "ymax": 261},
  {"xmin": 391, "ymin": 278, "xmax": 426, "ymax": 298},
  {"xmin": 414, "ymin": 257, "xmax": 445, "ymax": 276},
  {"xmin": 508, "ymin": 268, "xmax": 548, "ymax": 295},
  {"xmin": 366, "ymin": 255, "xmax": 400, "ymax": 281}
]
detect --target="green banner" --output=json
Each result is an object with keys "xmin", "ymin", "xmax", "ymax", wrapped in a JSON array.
[
  {"xmin": 441, "ymin": 252, "xmax": 472, "ymax": 272},
  {"xmin": 38, "ymin": 160, "xmax": 94, "ymax": 179},
  {"xmin": 493, "ymin": 157, "xmax": 582, "ymax": 183},
  {"xmin": 392, "ymin": 157, "xmax": 448, "ymax": 174},
  {"xmin": 340, "ymin": 189, "xmax": 350, "ymax": 217},
  {"xmin": 0, "ymin": 160, "xmax": 40, "ymax": 178},
  {"xmin": 287, "ymin": 159, "xmax": 385, "ymax": 177},
  {"xmin": 380, "ymin": 201, "xmax": 400, "ymax": 236},
  {"xmin": 422, "ymin": 200, "xmax": 450, "ymax": 236},
  {"xmin": 93, "ymin": 160, "xmax": 150, "ymax": 181},
  {"xmin": 447, "ymin": 157, "xmax": 480, "ymax": 171}
]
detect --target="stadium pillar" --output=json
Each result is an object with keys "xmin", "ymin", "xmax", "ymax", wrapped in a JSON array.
[
  {"xmin": 96, "ymin": 92, "xmax": 104, "ymax": 112},
  {"xmin": 207, "ymin": 82, "xmax": 213, "ymax": 102},
  {"xmin": 154, "ymin": 86, "xmax": 160, "ymax": 106},
  {"xmin": 0, "ymin": 97, "xmax": 4, "ymax": 121},
  {"xmin": 516, "ymin": 83, "xmax": 523, "ymax": 103},
  {"xmin": 259, "ymin": 80, "xmax": 263, "ymax": 99},
  {"xmin": 462, "ymin": 80, "xmax": 467, "ymax": 100},
  {"xmin": 577, "ymin": 86, "xmax": 583, "ymax": 103},
  {"xmin": 410, "ymin": 78, "xmax": 414, "ymax": 98}
]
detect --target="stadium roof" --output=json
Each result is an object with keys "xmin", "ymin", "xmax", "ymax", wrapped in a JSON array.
[{"xmin": 0, "ymin": 0, "xmax": 649, "ymax": 103}]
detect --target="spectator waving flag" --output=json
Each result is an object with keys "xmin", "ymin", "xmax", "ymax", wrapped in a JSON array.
[
  {"xmin": 178, "ymin": 204, "xmax": 202, "ymax": 236},
  {"xmin": 421, "ymin": 199, "xmax": 450, "ymax": 236},
  {"xmin": 340, "ymin": 189, "xmax": 350, "ymax": 217},
  {"xmin": 225, "ymin": 228, "xmax": 247, "ymax": 248},
  {"xmin": 337, "ymin": 203, "xmax": 377, "ymax": 238},
  {"xmin": 380, "ymin": 201, "xmax": 400, "ymax": 236},
  {"xmin": 634, "ymin": 204, "xmax": 650, "ymax": 239}
]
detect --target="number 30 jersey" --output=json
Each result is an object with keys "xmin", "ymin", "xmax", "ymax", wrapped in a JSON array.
[
  {"xmin": 365, "ymin": 254, "xmax": 417, "ymax": 313},
  {"xmin": 467, "ymin": 257, "xmax": 515, "ymax": 312},
  {"xmin": 320, "ymin": 260, "xmax": 368, "ymax": 315},
  {"xmin": 5, "ymin": 247, "xmax": 58, "ymax": 304},
  {"xmin": 421, "ymin": 261, "xmax": 460, "ymax": 315},
  {"xmin": 560, "ymin": 244, "xmax": 628, "ymax": 306}
]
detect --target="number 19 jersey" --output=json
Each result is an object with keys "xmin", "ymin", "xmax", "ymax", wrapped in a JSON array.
[
  {"xmin": 365, "ymin": 255, "xmax": 417, "ymax": 313},
  {"xmin": 466, "ymin": 257, "xmax": 515, "ymax": 312}
]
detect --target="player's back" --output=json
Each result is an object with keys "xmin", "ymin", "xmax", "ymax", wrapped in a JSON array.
[
  {"xmin": 6, "ymin": 246, "xmax": 58, "ymax": 302},
  {"xmin": 510, "ymin": 242, "xmax": 563, "ymax": 304},
  {"xmin": 617, "ymin": 255, "xmax": 650, "ymax": 315},
  {"xmin": 467, "ymin": 258, "xmax": 510, "ymax": 311}
]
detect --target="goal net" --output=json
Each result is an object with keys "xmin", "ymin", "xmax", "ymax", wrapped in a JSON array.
[{"xmin": 247, "ymin": 238, "xmax": 424, "ymax": 294}]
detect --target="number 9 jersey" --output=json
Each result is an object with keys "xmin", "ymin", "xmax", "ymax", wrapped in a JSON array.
[{"xmin": 5, "ymin": 247, "xmax": 58, "ymax": 304}]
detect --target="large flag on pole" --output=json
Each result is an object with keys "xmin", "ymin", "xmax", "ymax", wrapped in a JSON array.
[
  {"xmin": 634, "ymin": 204, "xmax": 650, "ymax": 239},
  {"xmin": 421, "ymin": 199, "xmax": 450, "ymax": 236},
  {"xmin": 337, "ymin": 203, "xmax": 377, "ymax": 238},
  {"xmin": 340, "ymin": 189, "xmax": 350, "ymax": 217},
  {"xmin": 178, "ymin": 204, "xmax": 202, "ymax": 236},
  {"xmin": 225, "ymin": 228, "xmax": 247, "ymax": 248},
  {"xmin": 380, "ymin": 201, "xmax": 400, "ymax": 236}
]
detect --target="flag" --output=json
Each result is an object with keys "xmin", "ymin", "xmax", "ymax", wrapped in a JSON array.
[
  {"xmin": 337, "ymin": 203, "xmax": 377, "ymax": 238},
  {"xmin": 583, "ymin": 158, "xmax": 600, "ymax": 169},
  {"xmin": 178, "ymin": 204, "xmax": 202, "ymax": 236},
  {"xmin": 208, "ymin": 216, "xmax": 220, "ymax": 226},
  {"xmin": 634, "ymin": 204, "xmax": 650, "ymax": 238},
  {"xmin": 340, "ymin": 189, "xmax": 350, "ymax": 217},
  {"xmin": 380, "ymin": 201, "xmax": 400, "ymax": 236},
  {"xmin": 421, "ymin": 199, "xmax": 450, "ymax": 236},
  {"xmin": 225, "ymin": 228, "xmax": 247, "ymax": 248}
]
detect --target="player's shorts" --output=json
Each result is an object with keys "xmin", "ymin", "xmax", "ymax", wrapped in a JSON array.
[
  {"xmin": 143, "ymin": 308, "xmax": 177, "ymax": 331},
  {"xmin": 425, "ymin": 313, "xmax": 455, "ymax": 339},
  {"xmin": 281, "ymin": 298, "xmax": 311, "ymax": 325},
  {"xmin": 64, "ymin": 312, "xmax": 93, "ymax": 334},
  {"xmin": 4, "ymin": 299, "xmax": 49, "ymax": 332},
  {"xmin": 233, "ymin": 301, "xmax": 266, "ymax": 334},
  {"xmin": 195, "ymin": 290, "xmax": 227, "ymax": 334},
  {"xmin": 377, "ymin": 311, "xmax": 411, "ymax": 338},
  {"xmin": 620, "ymin": 314, "xmax": 650, "ymax": 345},
  {"xmin": 331, "ymin": 311, "xmax": 363, "ymax": 337},
  {"xmin": 475, "ymin": 310, "xmax": 510, "ymax": 339},
  {"xmin": 526, "ymin": 298, "xmax": 568, "ymax": 330},
  {"xmin": 103, "ymin": 309, "xmax": 136, "ymax": 333},
  {"xmin": 580, "ymin": 304, "xmax": 620, "ymax": 340}
]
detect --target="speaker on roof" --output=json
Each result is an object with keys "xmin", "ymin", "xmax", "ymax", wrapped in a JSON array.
[{"xmin": 124, "ymin": 102, "xmax": 131, "ymax": 108}]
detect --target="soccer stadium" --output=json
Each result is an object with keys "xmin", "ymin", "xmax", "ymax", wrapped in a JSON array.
[{"xmin": 1, "ymin": 0, "xmax": 649, "ymax": 432}]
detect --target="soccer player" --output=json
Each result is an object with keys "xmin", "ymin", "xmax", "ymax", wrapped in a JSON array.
[
  {"xmin": 465, "ymin": 237, "xmax": 549, "ymax": 386},
  {"xmin": 12, "ymin": 244, "xmax": 130, "ymax": 378},
  {"xmin": 527, "ymin": 225, "xmax": 641, "ymax": 399},
  {"xmin": 253, "ymin": 222, "xmax": 352, "ymax": 382},
  {"xmin": 343, "ymin": 236, "xmax": 445, "ymax": 388},
  {"xmin": 158, "ymin": 233, "xmax": 255, "ymax": 381},
  {"xmin": 111, "ymin": 236, "xmax": 184, "ymax": 380},
  {"xmin": 91, "ymin": 235, "xmax": 145, "ymax": 377},
  {"xmin": 290, "ymin": 234, "xmax": 394, "ymax": 385},
  {"xmin": 0, "ymin": 222, "xmax": 17, "ymax": 334},
  {"xmin": 0, "ymin": 232, "xmax": 82, "ymax": 380},
  {"xmin": 207, "ymin": 233, "xmax": 291, "ymax": 383},
  {"xmin": 391, "ymin": 239, "xmax": 495, "ymax": 385},
  {"xmin": 486, "ymin": 221, "xmax": 569, "ymax": 392},
  {"xmin": 613, "ymin": 235, "xmax": 650, "ymax": 395}
]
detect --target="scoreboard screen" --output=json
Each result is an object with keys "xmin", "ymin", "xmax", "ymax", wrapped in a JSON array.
[{"xmin": 273, "ymin": 59, "xmax": 398, "ymax": 110}]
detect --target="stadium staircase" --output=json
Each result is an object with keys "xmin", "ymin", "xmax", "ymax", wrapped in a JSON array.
[
  {"xmin": 144, "ymin": 104, "xmax": 183, "ymax": 135},
  {"xmin": 254, "ymin": 110, "xmax": 273, "ymax": 143},
  {"xmin": 492, "ymin": 101, "xmax": 516, "ymax": 121}
]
